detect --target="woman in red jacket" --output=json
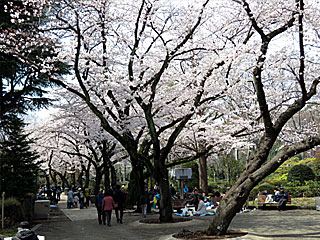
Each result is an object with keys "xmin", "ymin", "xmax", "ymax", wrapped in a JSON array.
[{"xmin": 101, "ymin": 190, "xmax": 115, "ymax": 226}]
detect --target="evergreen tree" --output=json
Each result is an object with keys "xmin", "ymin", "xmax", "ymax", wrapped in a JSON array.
[
  {"xmin": 0, "ymin": 0, "xmax": 69, "ymax": 117},
  {"xmin": 0, "ymin": 113, "xmax": 40, "ymax": 198}
]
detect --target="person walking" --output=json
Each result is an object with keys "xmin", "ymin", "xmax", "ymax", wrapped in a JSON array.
[
  {"xmin": 140, "ymin": 191, "xmax": 148, "ymax": 218},
  {"xmin": 95, "ymin": 189, "xmax": 105, "ymax": 224},
  {"xmin": 56, "ymin": 185, "xmax": 62, "ymax": 201},
  {"xmin": 67, "ymin": 188, "xmax": 74, "ymax": 209},
  {"xmin": 101, "ymin": 190, "xmax": 115, "ymax": 226},
  {"xmin": 84, "ymin": 187, "xmax": 90, "ymax": 208},
  {"xmin": 113, "ymin": 184, "xmax": 126, "ymax": 224},
  {"xmin": 79, "ymin": 188, "xmax": 85, "ymax": 209}
]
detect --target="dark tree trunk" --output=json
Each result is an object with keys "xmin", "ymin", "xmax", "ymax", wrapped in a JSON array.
[
  {"xmin": 198, "ymin": 154, "xmax": 208, "ymax": 193},
  {"xmin": 206, "ymin": 173, "xmax": 253, "ymax": 235},
  {"xmin": 158, "ymin": 176, "xmax": 173, "ymax": 222},
  {"xmin": 104, "ymin": 160, "xmax": 110, "ymax": 190},
  {"xmin": 85, "ymin": 163, "xmax": 90, "ymax": 188},
  {"xmin": 77, "ymin": 169, "xmax": 84, "ymax": 188},
  {"xmin": 110, "ymin": 165, "xmax": 117, "ymax": 188},
  {"xmin": 94, "ymin": 167, "xmax": 103, "ymax": 195},
  {"xmin": 126, "ymin": 163, "xmax": 144, "ymax": 210}
]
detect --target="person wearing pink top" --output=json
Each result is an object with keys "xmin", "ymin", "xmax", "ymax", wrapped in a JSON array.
[{"xmin": 101, "ymin": 190, "xmax": 115, "ymax": 226}]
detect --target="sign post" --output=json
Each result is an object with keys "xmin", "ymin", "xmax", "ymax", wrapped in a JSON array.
[
  {"xmin": 171, "ymin": 168, "xmax": 192, "ymax": 199},
  {"xmin": 1, "ymin": 192, "xmax": 5, "ymax": 229}
]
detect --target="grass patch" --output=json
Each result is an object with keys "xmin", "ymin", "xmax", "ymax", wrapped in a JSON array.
[
  {"xmin": 0, "ymin": 223, "xmax": 18, "ymax": 237},
  {"xmin": 290, "ymin": 197, "xmax": 315, "ymax": 206}
]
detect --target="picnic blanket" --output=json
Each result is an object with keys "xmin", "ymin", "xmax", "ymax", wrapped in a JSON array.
[{"xmin": 174, "ymin": 212, "xmax": 215, "ymax": 217}]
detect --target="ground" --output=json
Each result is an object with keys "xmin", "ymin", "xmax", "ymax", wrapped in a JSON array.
[{"xmin": 28, "ymin": 194, "xmax": 320, "ymax": 240}]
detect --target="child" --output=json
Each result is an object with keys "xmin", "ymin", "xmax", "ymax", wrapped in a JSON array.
[{"xmin": 74, "ymin": 194, "xmax": 79, "ymax": 208}]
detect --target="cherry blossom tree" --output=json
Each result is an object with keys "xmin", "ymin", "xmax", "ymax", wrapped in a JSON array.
[
  {"xmin": 5, "ymin": 0, "xmax": 320, "ymax": 233},
  {"xmin": 43, "ymin": 0, "xmax": 233, "ymax": 222},
  {"xmin": 205, "ymin": 0, "xmax": 320, "ymax": 235}
]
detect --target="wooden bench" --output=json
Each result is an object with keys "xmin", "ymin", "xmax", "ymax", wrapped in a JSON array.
[
  {"xmin": 172, "ymin": 198, "xmax": 187, "ymax": 210},
  {"xmin": 258, "ymin": 194, "xmax": 291, "ymax": 207}
]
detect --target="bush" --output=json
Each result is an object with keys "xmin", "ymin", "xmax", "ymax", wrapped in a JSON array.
[
  {"xmin": 0, "ymin": 198, "xmax": 22, "ymax": 227},
  {"xmin": 285, "ymin": 182, "xmax": 320, "ymax": 197},
  {"xmin": 287, "ymin": 164, "xmax": 315, "ymax": 185},
  {"xmin": 0, "ymin": 197, "xmax": 21, "ymax": 209}
]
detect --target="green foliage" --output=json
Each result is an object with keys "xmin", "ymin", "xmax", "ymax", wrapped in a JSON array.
[
  {"xmin": 0, "ymin": 221, "xmax": 18, "ymax": 235},
  {"xmin": 220, "ymin": 157, "xmax": 244, "ymax": 185},
  {"xmin": 0, "ymin": 197, "xmax": 21, "ymax": 209},
  {"xmin": 287, "ymin": 164, "xmax": 315, "ymax": 185},
  {"xmin": 0, "ymin": 114, "xmax": 41, "ymax": 198},
  {"xmin": 264, "ymin": 157, "xmax": 317, "ymax": 186}
]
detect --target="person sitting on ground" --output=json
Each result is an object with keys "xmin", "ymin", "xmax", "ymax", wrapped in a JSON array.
[
  {"xmin": 194, "ymin": 196, "xmax": 208, "ymax": 215},
  {"xmin": 212, "ymin": 189, "xmax": 221, "ymax": 198},
  {"xmin": 278, "ymin": 186, "xmax": 288, "ymax": 210},
  {"xmin": 12, "ymin": 221, "xmax": 39, "ymax": 240},
  {"xmin": 201, "ymin": 192, "xmax": 208, "ymax": 202},
  {"xmin": 170, "ymin": 184, "xmax": 177, "ymax": 198},
  {"xmin": 189, "ymin": 189, "xmax": 200, "ymax": 210}
]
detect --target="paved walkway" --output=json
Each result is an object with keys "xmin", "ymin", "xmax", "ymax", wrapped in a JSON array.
[{"xmin": 35, "ymin": 195, "xmax": 320, "ymax": 240}]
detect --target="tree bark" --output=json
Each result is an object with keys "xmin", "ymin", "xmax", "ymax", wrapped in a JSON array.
[
  {"xmin": 126, "ymin": 162, "xmax": 145, "ymax": 210},
  {"xmin": 158, "ymin": 175, "xmax": 173, "ymax": 222},
  {"xmin": 198, "ymin": 154, "xmax": 208, "ymax": 193},
  {"xmin": 206, "ymin": 172, "xmax": 253, "ymax": 235},
  {"xmin": 94, "ymin": 167, "xmax": 103, "ymax": 195},
  {"xmin": 207, "ymin": 135, "xmax": 320, "ymax": 235},
  {"xmin": 110, "ymin": 164, "xmax": 117, "ymax": 188}
]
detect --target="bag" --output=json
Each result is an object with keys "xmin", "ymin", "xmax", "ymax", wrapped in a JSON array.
[{"xmin": 114, "ymin": 202, "xmax": 118, "ymax": 208}]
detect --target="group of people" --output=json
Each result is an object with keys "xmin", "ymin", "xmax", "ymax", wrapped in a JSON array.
[
  {"xmin": 67, "ymin": 186, "xmax": 90, "ymax": 209},
  {"xmin": 37, "ymin": 184, "xmax": 62, "ymax": 204},
  {"xmin": 273, "ymin": 186, "xmax": 289, "ymax": 210},
  {"xmin": 95, "ymin": 184, "xmax": 126, "ymax": 226},
  {"xmin": 184, "ymin": 188, "xmax": 225, "ymax": 216}
]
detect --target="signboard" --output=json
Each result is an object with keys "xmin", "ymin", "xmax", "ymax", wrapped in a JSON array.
[{"xmin": 171, "ymin": 168, "xmax": 192, "ymax": 180}]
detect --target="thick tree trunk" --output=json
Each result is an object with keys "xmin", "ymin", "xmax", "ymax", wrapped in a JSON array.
[
  {"xmin": 85, "ymin": 164, "xmax": 90, "ymax": 188},
  {"xmin": 126, "ymin": 163, "xmax": 145, "ymax": 210},
  {"xmin": 110, "ymin": 165, "xmax": 117, "ymax": 188},
  {"xmin": 198, "ymin": 154, "xmax": 208, "ymax": 193},
  {"xmin": 77, "ymin": 169, "xmax": 83, "ymax": 189},
  {"xmin": 94, "ymin": 168, "xmax": 103, "ymax": 195},
  {"xmin": 206, "ymin": 175, "xmax": 253, "ymax": 235},
  {"xmin": 158, "ymin": 176, "xmax": 173, "ymax": 222}
]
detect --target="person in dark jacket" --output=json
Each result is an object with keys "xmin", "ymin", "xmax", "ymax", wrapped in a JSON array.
[
  {"xmin": 278, "ymin": 186, "xmax": 288, "ymax": 210},
  {"xmin": 95, "ymin": 189, "xmax": 105, "ymax": 224},
  {"xmin": 113, "ymin": 184, "xmax": 126, "ymax": 223},
  {"xmin": 12, "ymin": 221, "xmax": 39, "ymax": 240},
  {"xmin": 189, "ymin": 189, "xmax": 200, "ymax": 211}
]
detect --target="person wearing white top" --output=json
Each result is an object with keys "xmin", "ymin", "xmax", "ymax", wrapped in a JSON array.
[{"xmin": 195, "ymin": 196, "xmax": 207, "ymax": 215}]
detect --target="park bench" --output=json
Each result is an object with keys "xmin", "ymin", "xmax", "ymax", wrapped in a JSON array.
[
  {"xmin": 172, "ymin": 198, "xmax": 187, "ymax": 210},
  {"xmin": 257, "ymin": 194, "xmax": 291, "ymax": 207}
]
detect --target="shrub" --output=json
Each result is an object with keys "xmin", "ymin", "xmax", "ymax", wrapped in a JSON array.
[
  {"xmin": 0, "ymin": 198, "xmax": 22, "ymax": 227},
  {"xmin": 287, "ymin": 164, "xmax": 315, "ymax": 185},
  {"xmin": 0, "ymin": 197, "xmax": 21, "ymax": 209}
]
